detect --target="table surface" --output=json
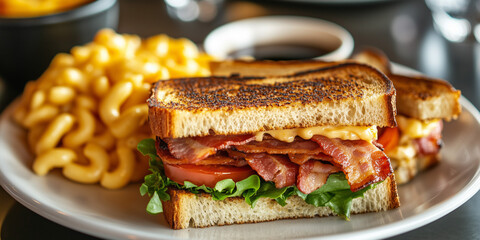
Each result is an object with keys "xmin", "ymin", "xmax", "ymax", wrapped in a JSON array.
[{"xmin": 1, "ymin": 0, "xmax": 480, "ymax": 239}]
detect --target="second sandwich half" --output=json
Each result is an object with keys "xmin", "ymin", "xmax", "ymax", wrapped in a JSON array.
[{"xmin": 139, "ymin": 63, "xmax": 400, "ymax": 229}]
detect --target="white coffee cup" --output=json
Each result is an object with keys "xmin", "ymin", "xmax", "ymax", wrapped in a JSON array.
[{"xmin": 204, "ymin": 16, "xmax": 354, "ymax": 61}]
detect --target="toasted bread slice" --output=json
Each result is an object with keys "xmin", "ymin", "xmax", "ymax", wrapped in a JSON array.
[
  {"xmin": 351, "ymin": 48, "xmax": 392, "ymax": 75},
  {"xmin": 148, "ymin": 63, "xmax": 396, "ymax": 138},
  {"xmin": 390, "ymin": 74, "xmax": 461, "ymax": 121},
  {"xmin": 352, "ymin": 49, "xmax": 461, "ymax": 121},
  {"xmin": 212, "ymin": 51, "xmax": 461, "ymax": 122},
  {"xmin": 210, "ymin": 59, "xmax": 347, "ymax": 77},
  {"xmin": 162, "ymin": 174, "xmax": 400, "ymax": 229}
]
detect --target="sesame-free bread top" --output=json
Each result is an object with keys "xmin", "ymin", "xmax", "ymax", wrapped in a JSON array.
[
  {"xmin": 210, "ymin": 59, "xmax": 347, "ymax": 77},
  {"xmin": 148, "ymin": 63, "xmax": 396, "ymax": 138},
  {"xmin": 389, "ymin": 74, "xmax": 461, "ymax": 121},
  {"xmin": 212, "ymin": 50, "xmax": 460, "ymax": 122},
  {"xmin": 352, "ymin": 48, "xmax": 461, "ymax": 121},
  {"xmin": 351, "ymin": 48, "xmax": 392, "ymax": 74}
]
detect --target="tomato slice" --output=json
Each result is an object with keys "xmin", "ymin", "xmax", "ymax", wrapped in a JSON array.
[
  {"xmin": 377, "ymin": 127, "xmax": 399, "ymax": 153},
  {"xmin": 163, "ymin": 163, "xmax": 256, "ymax": 188}
]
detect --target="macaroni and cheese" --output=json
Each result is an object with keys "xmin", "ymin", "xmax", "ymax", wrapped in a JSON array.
[{"xmin": 14, "ymin": 29, "xmax": 213, "ymax": 189}]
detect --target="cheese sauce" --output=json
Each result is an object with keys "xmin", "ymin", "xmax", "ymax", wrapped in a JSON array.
[{"xmin": 254, "ymin": 125, "xmax": 378, "ymax": 142}]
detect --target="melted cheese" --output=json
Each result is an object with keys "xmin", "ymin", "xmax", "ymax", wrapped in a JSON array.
[
  {"xmin": 255, "ymin": 125, "xmax": 378, "ymax": 143},
  {"xmin": 387, "ymin": 115, "xmax": 442, "ymax": 171},
  {"xmin": 397, "ymin": 115, "xmax": 440, "ymax": 139},
  {"xmin": 388, "ymin": 143, "xmax": 416, "ymax": 161}
]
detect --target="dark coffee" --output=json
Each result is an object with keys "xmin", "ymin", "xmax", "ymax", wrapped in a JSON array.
[{"xmin": 228, "ymin": 44, "xmax": 333, "ymax": 60}]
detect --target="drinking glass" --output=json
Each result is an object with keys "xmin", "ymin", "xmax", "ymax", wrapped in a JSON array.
[
  {"xmin": 164, "ymin": 0, "xmax": 222, "ymax": 22},
  {"xmin": 425, "ymin": 0, "xmax": 480, "ymax": 42}
]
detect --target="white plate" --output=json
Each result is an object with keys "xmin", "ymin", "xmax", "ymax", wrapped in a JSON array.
[{"xmin": 1, "ymin": 71, "xmax": 480, "ymax": 240}]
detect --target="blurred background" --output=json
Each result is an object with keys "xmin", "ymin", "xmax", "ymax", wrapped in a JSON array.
[{"xmin": 1, "ymin": 0, "xmax": 480, "ymax": 239}]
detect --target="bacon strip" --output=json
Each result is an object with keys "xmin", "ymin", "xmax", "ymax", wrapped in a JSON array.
[
  {"xmin": 226, "ymin": 149, "xmax": 247, "ymax": 160},
  {"xmin": 244, "ymin": 153, "xmax": 298, "ymax": 188},
  {"xmin": 311, "ymin": 135, "xmax": 392, "ymax": 192},
  {"xmin": 414, "ymin": 121, "xmax": 443, "ymax": 156},
  {"xmin": 156, "ymin": 139, "xmax": 248, "ymax": 167},
  {"xmin": 288, "ymin": 153, "xmax": 333, "ymax": 165},
  {"xmin": 297, "ymin": 160, "xmax": 341, "ymax": 194},
  {"xmin": 163, "ymin": 134, "xmax": 255, "ymax": 163},
  {"xmin": 235, "ymin": 137, "xmax": 322, "ymax": 155},
  {"xmin": 158, "ymin": 132, "xmax": 393, "ymax": 193}
]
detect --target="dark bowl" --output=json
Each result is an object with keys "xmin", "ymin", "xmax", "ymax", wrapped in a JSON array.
[{"xmin": 0, "ymin": 0, "xmax": 119, "ymax": 91}]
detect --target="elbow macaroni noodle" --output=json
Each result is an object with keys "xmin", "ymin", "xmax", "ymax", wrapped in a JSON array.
[{"xmin": 13, "ymin": 29, "xmax": 213, "ymax": 189}]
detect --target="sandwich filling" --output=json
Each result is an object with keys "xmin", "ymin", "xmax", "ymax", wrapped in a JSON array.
[
  {"xmin": 153, "ymin": 125, "xmax": 392, "ymax": 195},
  {"xmin": 377, "ymin": 115, "xmax": 443, "ymax": 183},
  {"xmin": 138, "ymin": 125, "xmax": 394, "ymax": 219}
]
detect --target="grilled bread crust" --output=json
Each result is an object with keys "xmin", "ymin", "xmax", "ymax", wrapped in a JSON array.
[
  {"xmin": 148, "ymin": 63, "xmax": 396, "ymax": 138},
  {"xmin": 162, "ymin": 174, "xmax": 400, "ymax": 229},
  {"xmin": 351, "ymin": 48, "xmax": 392, "ymax": 74},
  {"xmin": 210, "ymin": 59, "xmax": 348, "ymax": 77},
  {"xmin": 389, "ymin": 74, "xmax": 461, "ymax": 121},
  {"xmin": 352, "ymin": 49, "xmax": 461, "ymax": 121},
  {"xmin": 212, "ymin": 51, "xmax": 461, "ymax": 122}
]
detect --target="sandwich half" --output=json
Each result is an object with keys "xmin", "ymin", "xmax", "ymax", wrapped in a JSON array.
[
  {"xmin": 139, "ymin": 62, "xmax": 400, "ymax": 229},
  {"xmin": 352, "ymin": 49, "xmax": 461, "ymax": 184}
]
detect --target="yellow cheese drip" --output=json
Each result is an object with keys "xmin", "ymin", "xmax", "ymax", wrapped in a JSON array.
[
  {"xmin": 255, "ymin": 125, "xmax": 378, "ymax": 143},
  {"xmin": 397, "ymin": 115, "xmax": 441, "ymax": 139}
]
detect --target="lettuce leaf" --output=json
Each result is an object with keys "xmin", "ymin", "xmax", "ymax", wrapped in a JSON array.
[{"xmin": 137, "ymin": 138, "xmax": 378, "ymax": 219}]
